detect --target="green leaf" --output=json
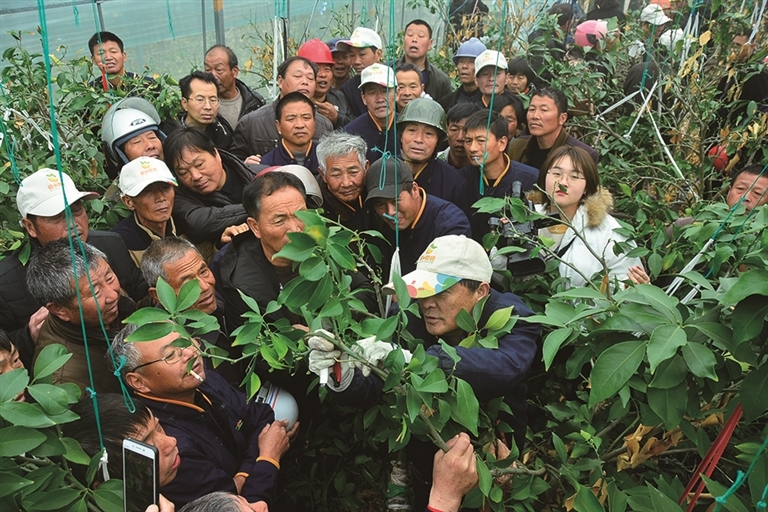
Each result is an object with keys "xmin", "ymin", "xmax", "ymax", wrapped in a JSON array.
[
  {"xmin": 33, "ymin": 344, "xmax": 72, "ymax": 381},
  {"xmin": 476, "ymin": 458, "xmax": 492, "ymax": 495},
  {"xmin": 0, "ymin": 471, "xmax": 33, "ymax": 498},
  {"xmin": 631, "ymin": 285, "xmax": 682, "ymax": 324},
  {"xmin": 26, "ymin": 488, "xmax": 82, "ymax": 510},
  {"xmin": 453, "ymin": 379, "xmax": 479, "ymax": 435},
  {"xmin": 731, "ymin": 296, "xmax": 768, "ymax": 345},
  {"xmin": 542, "ymin": 327, "xmax": 574, "ymax": 371},
  {"xmin": 456, "ymin": 309, "xmax": 476, "ymax": 333},
  {"xmin": 553, "ymin": 287, "xmax": 608, "ymax": 301},
  {"xmin": 126, "ymin": 322, "xmax": 174, "ymax": 342},
  {"xmin": 299, "ymin": 256, "xmax": 327, "ymax": 281},
  {"xmin": 573, "ymin": 485, "xmax": 603, "ymax": 512},
  {"xmin": 274, "ymin": 232, "xmax": 317, "ymax": 261},
  {"xmin": 690, "ymin": 322, "xmax": 734, "ymax": 351},
  {"xmin": 699, "ymin": 476, "xmax": 751, "ymax": 512},
  {"xmin": 589, "ymin": 341, "xmax": 646, "ymax": 407},
  {"xmin": 318, "ymin": 297, "xmax": 343, "ymax": 318},
  {"xmin": 26, "ymin": 384, "xmax": 69, "ymax": 415},
  {"xmin": 0, "ymin": 368, "xmax": 29, "ymax": 402},
  {"xmin": 413, "ymin": 371, "xmax": 448, "ymax": 393},
  {"xmin": 406, "ymin": 385, "xmax": 421, "ymax": 423},
  {"xmin": 741, "ymin": 368, "xmax": 768, "ymax": 422},
  {"xmin": 155, "ymin": 277, "xmax": 177, "ymax": 312},
  {"xmin": 647, "ymin": 483, "xmax": 684, "ymax": 511},
  {"xmin": 484, "ymin": 305, "xmax": 514, "ymax": 331},
  {"xmin": 552, "ymin": 432, "xmax": 568, "ymax": 463},
  {"xmin": 175, "ymin": 278, "xmax": 202, "ymax": 311},
  {"xmin": 682, "ymin": 343, "xmax": 718, "ymax": 381},
  {"xmin": 328, "ymin": 243, "xmax": 356, "ymax": 270},
  {"xmin": 86, "ymin": 449, "xmax": 105, "ymax": 485},
  {"xmin": 0, "ymin": 402, "xmax": 55, "ymax": 428},
  {"xmin": 92, "ymin": 480, "xmax": 124, "ymax": 511},
  {"xmin": 391, "ymin": 272, "xmax": 411, "ymax": 310},
  {"xmin": 607, "ymin": 481, "xmax": 628, "ymax": 512},
  {"xmin": 648, "ymin": 324, "xmax": 687, "ymax": 373},
  {"xmin": 649, "ymin": 355, "xmax": 688, "ymax": 389},
  {"xmin": 62, "ymin": 437, "xmax": 91, "ymax": 465},
  {"xmin": 647, "ymin": 253, "xmax": 662, "ymax": 277},
  {"xmin": 721, "ymin": 270, "xmax": 768, "ymax": 303},
  {"xmin": 122, "ymin": 307, "xmax": 171, "ymax": 325},
  {"xmin": 647, "ymin": 381, "xmax": 687, "ymax": 428},
  {"xmin": 0, "ymin": 426, "xmax": 46, "ymax": 456}
]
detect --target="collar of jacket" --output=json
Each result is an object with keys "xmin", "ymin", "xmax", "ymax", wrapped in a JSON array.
[
  {"xmin": 47, "ymin": 294, "xmax": 136, "ymax": 343},
  {"xmin": 528, "ymin": 187, "xmax": 614, "ymax": 228}
]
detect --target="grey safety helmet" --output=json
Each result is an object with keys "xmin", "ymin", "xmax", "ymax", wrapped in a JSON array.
[
  {"xmin": 258, "ymin": 165, "xmax": 324, "ymax": 208},
  {"xmin": 453, "ymin": 37, "xmax": 487, "ymax": 65},
  {"xmin": 101, "ymin": 97, "xmax": 165, "ymax": 165},
  {"xmin": 396, "ymin": 97, "xmax": 447, "ymax": 140}
]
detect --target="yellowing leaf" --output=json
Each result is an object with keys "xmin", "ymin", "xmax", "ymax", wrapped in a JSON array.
[{"xmin": 699, "ymin": 30, "xmax": 711, "ymax": 46}]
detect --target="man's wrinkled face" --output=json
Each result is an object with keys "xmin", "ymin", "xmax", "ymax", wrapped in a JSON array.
[
  {"xmin": 204, "ymin": 47, "xmax": 238, "ymax": 95},
  {"xmin": 418, "ymin": 283, "xmax": 482, "ymax": 338},
  {"xmin": 161, "ymin": 249, "xmax": 217, "ymax": 315},
  {"xmin": 22, "ymin": 200, "xmax": 90, "ymax": 245},
  {"xmin": 332, "ymin": 50, "xmax": 352, "ymax": 79},
  {"xmin": 447, "ymin": 119, "xmax": 468, "ymax": 157},
  {"xmin": 276, "ymin": 100, "xmax": 316, "ymax": 149},
  {"xmin": 55, "ymin": 258, "xmax": 121, "ymax": 327},
  {"xmin": 247, "ymin": 186, "xmax": 307, "ymax": 265},
  {"xmin": 404, "ymin": 23, "xmax": 432, "ymax": 61},
  {"xmin": 396, "ymin": 70, "xmax": 423, "ymax": 110},
  {"xmin": 132, "ymin": 412, "xmax": 180, "ymax": 487},
  {"xmin": 278, "ymin": 61, "xmax": 316, "ymax": 98},
  {"xmin": 370, "ymin": 183, "xmax": 422, "ymax": 231},
  {"xmin": 727, "ymin": 173, "xmax": 768, "ymax": 211},
  {"xmin": 321, "ymin": 151, "xmax": 367, "ymax": 203},
  {"xmin": 527, "ymin": 95, "xmax": 567, "ymax": 139},
  {"xmin": 91, "ymin": 40, "xmax": 126, "ymax": 76},
  {"xmin": 315, "ymin": 64, "xmax": 333, "ymax": 95},
  {"xmin": 349, "ymin": 47, "xmax": 381, "ymax": 74},
  {"xmin": 123, "ymin": 183, "xmax": 175, "ymax": 227},
  {"xmin": 476, "ymin": 67, "xmax": 507, "ymax": 96},
  {"xmin": 507, "ymin": 73, "xmax": 529, "ymax": 94},
  {"xmin": 465, "ymin": 128, "xmax": 507, "ymax": 168},
  {"xmin": 181, "ymin": 79, "xmax": 220, "ymax": 127},
  {"xmin": 401, "ymin": 122, "xmax": 439, "ymax": 163},
  {"xmin": 456, "ymin": 57, "xmax": 476, "ymax": 85},
  {"xmin": 362, "ymin": 84, "xmax": 395, "ymax": 122},
  {"xmin": 173, "ymin": 148, "xmax": 226, "ymax": 196},
  {"xmin": 122, "ymin": 131, "xmax": 164, "ymax": 162}
]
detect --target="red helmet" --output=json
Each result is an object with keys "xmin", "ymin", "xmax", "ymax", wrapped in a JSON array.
[{"xmin": 298, "ymin": 38, "xmax": 334, "ymax": 66}]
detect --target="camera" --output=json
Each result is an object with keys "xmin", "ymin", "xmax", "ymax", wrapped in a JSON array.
[{"xmin": 489, "ymin": 181, "xmax": 562, "ymax": 278}]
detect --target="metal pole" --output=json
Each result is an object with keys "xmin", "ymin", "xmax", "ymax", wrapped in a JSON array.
[
  {"xmin": 96, "ymin": 0, "xmax": 106, "ymax": 31},
  {"xmin": 286, "ymin": 0, "xmax": 291, "ymax": 44},
  {"xmin": 202, "ymin": 0, "xmax": 208, "ymax": 56},
  {"xmin": 214, "ymin": 0, "xmax": 225, "ymax": 46}
]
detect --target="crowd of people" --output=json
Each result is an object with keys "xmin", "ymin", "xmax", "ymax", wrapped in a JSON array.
[{"xmin": 0, "ymin": 2, "xmax": 766, "ymax": 511}]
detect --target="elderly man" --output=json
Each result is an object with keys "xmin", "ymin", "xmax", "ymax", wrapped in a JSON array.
[
  {"xmin": 309, "ymin": 234, "xmax": 540, "ymax": 509},
  {"xmin": 101, "ymin": 97, "xmax": 166, "ymax": 179},
  {"xmin": 462, "ymin": 111, "xmax": 539, "ymax": 243},
  {"xmin": 231, "ymin": 57, "xmax": 334, "ymax": 163},
  {"xmin": 473, "ymin": 49, "xmax": 514, "ymax": 110},
  {"xmin": 344, "ymin": 64, "xmax": 399, "ymax": 164},
  {"xmin": 395, "ymin": 20, "xmax": 453, "ymax": 101},
  {"xmin": 315, "ymin": 132, "xmax": 370, "ymax": 231},
  {"xmin": 259, "ymin": 92, "xmax": 321, "ymax": 174},
  {"xmin": 398, "ymin": 97, "xmax": 470, "ymax": 215},
  {"xmin": 437, "ymin": 102, "xmax": 476, "ymax": 170},
  {"xmin": 111, "ymin": 324, "xmax": 296, "ymax": 508},
  {"xmin": 727, "ymin": 164, "xmax": 768, "ymax": 211},
  {"xmin": 507, "ymin": 86, "xmax": 599, "ymax": 171},
  {"xmin": 180, "ymin": 492, "xmax": 268, "ymax": 512},
  {"xmin": 0, "ymin": 169, "xmax": 146, "ymax": 368},
  {"xmin": 164, "ymin": 126, "xmax": 260, "ymax": 253},
  {"xmin": 26, "ymin": 239, "xmax": 133, "ymax": 393},
  {"xmin": 88, "ymin": 31, "xmax": 149, "ymax": 90},
  {"xmin": 298, "ymin": 39, "xmax": 354, "ymax": 128},
  {"xmin": 338, "ymin": 27, "xmax": 385, "ymax": 117},
  {"xmin": 366, "ymin": 158, "xmax": 470, "ymax": 274},
  {"xmin": 204, "ymin": 45, "xmax": 266, "ymax": 130},
  {"xmin": 327, "ymin": 38, "xmax": 352, "ymax": 90},
  {"xmin": 438, "ymin": 37, "xmax": 486, "ymax": 112},
  {"xmin": 111, "ymin": 157, "xmax": 180, "ymax": 264},
  {"xmin": 178, "ymin": 71, "xmax": 233, "ymax": 151}
]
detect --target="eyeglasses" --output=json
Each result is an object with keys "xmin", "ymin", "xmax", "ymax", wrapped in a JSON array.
[
  {"xmin": 189, "ymin": 96, "xmax": 220, "ymax": 106},
  {"xmin": 130, "ymin": 340, "xmax": 201, "ymax": 372},
  {"xmin": 547, "ymin": 170, "xmax": 586, "ymax": 181}
]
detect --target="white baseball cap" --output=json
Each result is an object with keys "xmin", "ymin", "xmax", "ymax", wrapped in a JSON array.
[
  {"xmin": 358, "ymin": 63, "xmax": 397, "ymax": 89},
  {"xmin": 337, "ymin": 27, "xmax": 382, "ymax": 51},
  {"xmin": 16, "ymin": 168, "xmax": 98, "ymax": 219},
  {"xmin": 118, "ymin": 157, "xmax": 177, "ymax": 197},
  {"xmin": 474, "ymin": 50, "xmax": 508, "ymax": 76},
  {"xmin": 641, "ymin": 4, "xmax": 672, "ymax": 25},
  {"xmin": 384, "ymin": 235, "xmax": 493, "ymax": 298}
]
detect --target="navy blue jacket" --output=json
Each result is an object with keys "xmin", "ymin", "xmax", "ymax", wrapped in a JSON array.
[
  {"xmin": 340, "ymin": 74, "xmax": 365, "ymax": 118},
  {"xmin": 412, "ymin": 159, "xmax": 471, "ymax": 217},
  {"xmin": 317, "ymin": 178, "xmax": 370, "ymax": 233},
  {"xmin": 336, "ymin": 288, "xmax": 540, "ymax": 450},
  {"xmin": 461, "ymin": 156, "xmax": 539, "ymax": 244},
  {"xmin": 137, "ymin": 370, "xmax": 278, "ymax": 508},
  {"xmin": 344, "ymin": 113, "xmax": 400, "ymax": 164},
  {"xmin": 373, "ymin": 192, "xmax": 471, "ymax": 275},
  {"xmin": 260, "ymin": 140, "xmax": 320, "ymax": 175}
]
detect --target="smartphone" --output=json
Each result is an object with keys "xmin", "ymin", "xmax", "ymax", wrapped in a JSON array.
[{"xmin": 122, "ymin": 438, "xmax": 159, "ymax": 512}]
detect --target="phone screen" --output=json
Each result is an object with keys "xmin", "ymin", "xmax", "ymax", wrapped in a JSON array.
[{"xmin": 123, "ymin": 439, "xmax": 158, "ymax": 512}]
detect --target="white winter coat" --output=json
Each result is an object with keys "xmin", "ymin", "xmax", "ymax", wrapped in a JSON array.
[{"xmin": 531, "ymin": 189, "xmax": 643, "ymax": 288}]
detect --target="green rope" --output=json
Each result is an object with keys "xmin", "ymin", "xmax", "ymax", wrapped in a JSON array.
[
  {"xmin": 712, "ymin": 433, "xmax": 768, "ymax": 511},
  {"xmin": 165, "ymin": 0, "xmax": 176, "ymax": 40},
  {"xmin": 70, "ymin": 0, "xmax": 80, "ymax": 26}
]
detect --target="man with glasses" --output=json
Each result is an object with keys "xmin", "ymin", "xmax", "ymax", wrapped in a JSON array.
[
  {"xmin": 178, "ymin": 71, "xmax": 234, "ymax": 152},
  {"xmin": 112, "ymin": 325, "xmax": 298, "ymax": 508}
]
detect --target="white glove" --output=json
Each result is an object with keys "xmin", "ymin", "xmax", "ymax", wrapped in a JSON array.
[
  {"xmin": 489, "ymin": 246, "xmax": 507, "ymax": 271},
  {"xmin": 307, "ymin": 330, "xmax": 353, "ymax": 392},
  {"xmin": 352, "ymin": 336, "xmax": 412, "ymax": 377}
]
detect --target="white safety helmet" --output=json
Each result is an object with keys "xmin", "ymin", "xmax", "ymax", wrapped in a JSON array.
[
  {"xmin": 259, "ymin": 164, "xmax": 324, "ymax": 208},
  {"xmin": 101, "ymin": 97, "xmax": 165, "ymax": 165},
  {"xmin": 254, "ymin": 381, "xmax": 299, "ymax": 430}
]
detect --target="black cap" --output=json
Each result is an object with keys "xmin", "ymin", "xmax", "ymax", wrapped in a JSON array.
[{"xmin": 365, "ymin": 157, "xmax": 413, "ymax": 203}]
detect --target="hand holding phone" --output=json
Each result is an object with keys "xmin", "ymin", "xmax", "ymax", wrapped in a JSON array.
[{"xmin": 123, "ymin": 438, "xmax": 159, "ymax": 512}]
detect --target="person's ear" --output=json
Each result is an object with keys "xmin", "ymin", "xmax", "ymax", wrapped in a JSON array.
[
  {"xmin": 121, "ymin": 195, "xmax": 136, "ymax": 211},
  {"xmin": 476, "ymin": 282, "xmax": 491, "ymax": 300},
  {"xmin": 232, "ymin": 66, "xmax": 240, "ymax": 79},
  {"xmin": 46, "ymin": 303, "xmax": 72, "ymax": 323},
  {"xmin": 125, "ymin": 371, "xmax": 150, "ymax": 394},
  {"xmin": 20, "ymin": 218, "xmax": 37, "ymax": 239},
  {"xmin": 181, "ymin": 97, "xmax": 189, "ymax": 113},
  {"xmin": 275, "ymin": 118, "xmax": 283, "ymax": 136},
  {"xmin": 148, "ymin": 286, "xmax": 159, "ymax": 304},
  {"xmin": 375, "ymin": 48, "xmax": 383, "ymax": 61},
  {"xmin": 558, "ymin": 112, "xmax": 568, "ymax": 126},
  {"xmin": 246, "ymin": 217, "xmax": 260, "ymax": 238}
]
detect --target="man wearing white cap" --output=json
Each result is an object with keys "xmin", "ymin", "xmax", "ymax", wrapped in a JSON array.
[
  {"xmin": 338, "ymin": 27, "xmax": 385, "ymax": 117},
  {"xmin": 0, "ymin": 169, "xmax": 147, "ymax": 369},
  {"xmin": 111, "ymin": 157, "xmax": 181, "ymax": 265},
  {"xmin": 473, "ymin": 49, "xmax": 513, "ymax": 110},
  {"xmin": 307, "ymin": 234, "xmax": 539, "ymax": 508},
  {"xmin": 628, "ymin": 4, "xmax": 673, "ymax": 58},
  {"xmin": 343, "ymin": 63, "xmax": 400, "ymax": 164}
]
